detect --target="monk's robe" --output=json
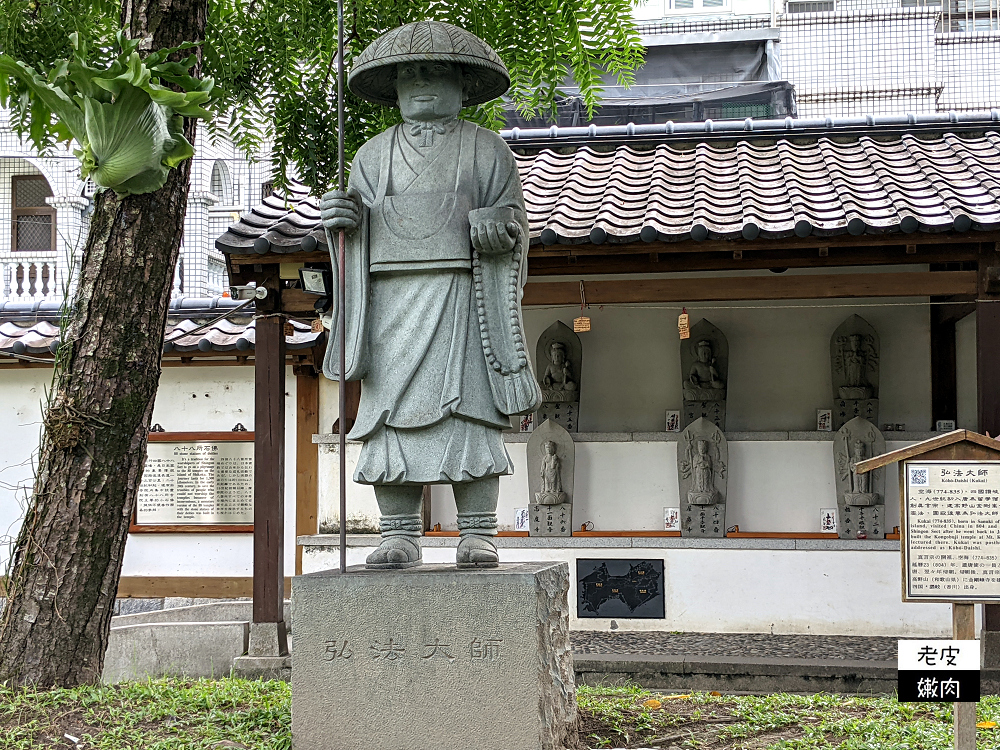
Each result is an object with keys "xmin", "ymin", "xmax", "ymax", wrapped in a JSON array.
[{"xmin": 323, "ymin": 118, "xmax": 540, "ymax": 485}]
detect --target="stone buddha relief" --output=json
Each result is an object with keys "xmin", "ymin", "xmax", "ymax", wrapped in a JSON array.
[
  {"xmin": 534, "ymin": 320, "xmax": 583, "ymax": 432},
  {"xmin": 677, "ymin": 417, "xmax": 728, "ymax": 538},
  {"xmin": 680, "ymin": 319, "xmax": 729, "ymax": 430},
  {"xmin": 833, "ymin": 416, "xmax": 886, "ymax": 539},
  {"xmin": 831, "ymin": 315, "xmax": 879, "ymax": 431},
  {"xmin": 526, "ymin": 418, "xmax": 575, "ymax": 536}
]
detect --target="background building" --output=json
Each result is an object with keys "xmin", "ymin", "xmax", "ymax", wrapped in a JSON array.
[{"xmin": 0, "ymin": 112, "xmax": 270, "ymax": 308}]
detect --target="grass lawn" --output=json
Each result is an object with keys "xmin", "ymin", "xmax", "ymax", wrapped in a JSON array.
[{"xmin": 3, "ymin": 679, "xmax": 1000, "ymax": 749}]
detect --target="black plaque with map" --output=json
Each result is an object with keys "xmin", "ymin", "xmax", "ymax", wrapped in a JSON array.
[{"xmin": 576, "ymin": 559, "xmax": 665, "ymax": 619}]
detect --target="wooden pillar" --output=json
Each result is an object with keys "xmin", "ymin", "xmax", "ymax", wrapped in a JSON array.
[
  {"xmin": 254, "ymin": 274, "xmax": 285, "ymax": 625},
  {"xmin": 333, "ymin": 380, "xmax": 361, "ymax": 434},
  {"xmin": 977, "ymin": 244, "xmax": 1000, "ymax": 655},
  {"xmin": 931, "ymin": 300, "xmax": 958, "ymax": 429},
  {"xmin": 295, "ymin": 369, "xmax": 320, "ymax": 575},
  {"xmin": 952, "ymin": 603, "xmax": 976, "ymax": 750}
]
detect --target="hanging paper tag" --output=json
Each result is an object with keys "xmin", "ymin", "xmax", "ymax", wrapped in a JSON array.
[
  {"xmin": 283, "ymin": 321, "xmax": 295, "ymax": 338},
  {"xmin": 678, "ymin": 310, "xmax": 690, "ymax": 340},
  {"xmin": 310, "ymin": 318, "xmax": 324, "ymax": 333},
  {"xmin": 573, "ymin": 316, "xmax": 591, "ymax": 332}
]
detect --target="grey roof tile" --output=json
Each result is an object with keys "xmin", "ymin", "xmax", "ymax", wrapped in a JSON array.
[
  {"xmin": 213, "ymin": 119, "xmax": 1000, "ymax": 251},
  {"xmin": 0, "ymin": 314, "xmax": 322, "ymax": 358}
]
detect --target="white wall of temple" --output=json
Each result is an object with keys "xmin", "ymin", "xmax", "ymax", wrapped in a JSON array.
[
  {"xmin": 520, "ymin": 289, "xmax": 935, "ymax": 434},
  {"xmin": 302, "ymin": 542, "xmax": 959, "ymax": 636},
  {"xmin": 424, "ymin": 437, "xmax": 916, "ymax": 534},
  {"xmin": 0, "ymin": 365, "xmax": 298, "ymax": 577},
  {"xmin": 0, "ymin": 368, "xmax": 50, "ymax": 564},
  {"xmin": 315, "ymin": 287, "xmax": 980, "ymax": 535}
]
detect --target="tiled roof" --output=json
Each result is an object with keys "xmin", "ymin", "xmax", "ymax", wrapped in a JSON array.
[
  {"xmin": 215, "ymin": 183, "xmax": 327, "ymax": 256},
  {"xmin": 214, "ymin": 114, "xmax": 1000, "ymax": 253},
  {"xmin": 162, "ymin": 317, "xmax": 320, "ymax": 354},
  {"xmin": 518, "ymin": 130, "xmax": 1000, "ymax": 244},
  {"xmin": 0, "ymin": 297, "xmax": 323, "ymax": 358}
]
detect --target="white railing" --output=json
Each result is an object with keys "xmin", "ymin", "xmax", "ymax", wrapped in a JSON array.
[{"xmin": 1, "ymin": 255, "xmax": 66, "ymax": 304}]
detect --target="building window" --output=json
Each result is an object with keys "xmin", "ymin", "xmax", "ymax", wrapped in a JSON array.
[
  {"xmin": 667, "ymin": 0, "xmax": 731, "ymax": 11},
  {"xmin": 210, "ymin": 160, "xmax": 233, "ymax": 205},
  {"xmin": 786, "ymin": 0, "xmax": 836, "ymax": 11},
  {"xmin": 939, "ymin": 0, "xmax": 1000, "ymax": 30},
  {"xmin": 12, "ymin": 175, "xmax": 55, "ymax": 252}
]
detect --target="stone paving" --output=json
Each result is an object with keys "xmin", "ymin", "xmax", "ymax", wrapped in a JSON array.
[{"xmin": 571, "ymin": 631, "xmax": 898, "ymax": 662}]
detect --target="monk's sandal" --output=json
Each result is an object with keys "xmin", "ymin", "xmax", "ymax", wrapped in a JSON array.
[
  {"xmin": 456, "ymin": 512, "xmax": 499, "ymax": 568},
  {"xmin": 366, "ymin": 514, "xmax": 423, "ymax": 569}
]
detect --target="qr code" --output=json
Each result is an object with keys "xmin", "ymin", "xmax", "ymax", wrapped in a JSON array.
[{"xmin": 910, "ymin": 468, "xmax": 928, "ymax": 486}]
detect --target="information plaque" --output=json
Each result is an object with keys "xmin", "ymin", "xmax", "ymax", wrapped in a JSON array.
[
  {"xmin": 903, "ymin": 460, "xmax": 1000, "ymax": 602},
  {"xmin": 133, "ymin": 434, "xmax": 254, "ymax": 531}
]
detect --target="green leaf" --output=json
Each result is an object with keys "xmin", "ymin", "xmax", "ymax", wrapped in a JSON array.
[{"xmin": 82, "ymin": 86, "xmax": 172, "ymax": 194}]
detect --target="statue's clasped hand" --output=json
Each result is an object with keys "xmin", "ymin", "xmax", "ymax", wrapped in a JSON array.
[
  {"xmin": 320, "ymin": 189, "xmax": 361, "ymax": 234},
  {"xmin": 471, "ymin": 220, "xmax": 519, "ymax": 255}
]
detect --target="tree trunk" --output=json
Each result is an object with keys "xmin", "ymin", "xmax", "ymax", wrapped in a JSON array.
[{"xmin": 0, "ymin": 0, "xmax": 206, "ymax": 687}]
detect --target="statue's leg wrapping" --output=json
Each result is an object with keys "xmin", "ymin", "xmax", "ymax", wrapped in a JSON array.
[
  {"xmin": 454, "ymin": 477, "xmax": 500, "ymax": 568},
  {"xmin": 367, "ymin": 485, "xmax": 424, "ymax": 569}
]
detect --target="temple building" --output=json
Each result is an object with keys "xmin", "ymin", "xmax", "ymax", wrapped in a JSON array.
[{"xmin": 214, "ymin": 111, "xmax": 1000, "ymax": 636}]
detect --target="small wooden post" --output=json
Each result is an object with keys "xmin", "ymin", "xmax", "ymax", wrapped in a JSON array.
[
  {"xmin": 254, "ymin": 305, "xmax": 286, "ymax": 625},
  {"xmin": 295, "ymin": 370, "xmax": 320, "ymax": 575},
  {"xmin": 953, "ymin": 602, "xmax": 976, "ymax": 750}
]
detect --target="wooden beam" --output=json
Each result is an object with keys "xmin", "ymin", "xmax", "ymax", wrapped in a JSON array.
[
  {"xmin": 855, "ymin": 429, "xmax": 1000, "ymax": 473},
  {"xmin": 532, "ymin": 231, "xmax": 1000, "ymax": 258},
  {"xmin": 523, "ymin": 270, "xmax": 977, "ymax": 306},
  {"xmin": 230, "ymin": 250, "xmax": 328, "ymax": 266},
  {"xmin": 282, "ymin": 288, "xmax": 323, "ymax": 313},
  {"xmin": 254, "ymin": 268, "xmax": 286, "ymax": 625},
  {"xmin": 528, "ymin": 245, "xmax": 980, "ymax": 276},
  {"xmin": 295, "ymin": 372, "xmax": 320, "ymax": 576},
  {"xmin": 114, "ymin": 576, "xmax": 293, "ymax": 598}
]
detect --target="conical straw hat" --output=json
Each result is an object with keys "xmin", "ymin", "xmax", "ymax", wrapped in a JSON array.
[{"xmin": 349, "ymin": 21, "xmax": 510, "ymax": 108}]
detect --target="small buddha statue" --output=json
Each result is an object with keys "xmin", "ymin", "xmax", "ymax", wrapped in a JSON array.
[
  {"xmin": 536, "ymin": 440, "xmax": 567, "ymax": 505},
  {"xmin": 838, "ymin": 333, "xmax": 873, "ymax": 399},
  {"xmin": 684, "ymin": 340, "xmax": 726, "ymax": 401},
  {"xmin": 540, "ymin": 342, "xmax": 578, "ymax": 402}
]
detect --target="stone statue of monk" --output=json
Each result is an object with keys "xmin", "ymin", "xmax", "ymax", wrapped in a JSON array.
[{"xmin": 319, "ymin": 22, "xmax": 541, "ymax": 569}]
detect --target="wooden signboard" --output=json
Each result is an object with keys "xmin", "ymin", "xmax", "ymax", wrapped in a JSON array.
[
  {"xmin": 902, "ymin": 460, "xmax": 1000, "ymax": 603},
  {"xmin": 855, "ymin": 430, "xmax": 1000, "ymax": 750},
  {"xmin": 131, "ymin": 432, "xmax": 255, "ymax": 533}
]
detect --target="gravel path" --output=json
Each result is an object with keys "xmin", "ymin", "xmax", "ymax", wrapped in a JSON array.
[{"xmin": 571, "ymin": 631, "xmax": 897, "ymax": 661}]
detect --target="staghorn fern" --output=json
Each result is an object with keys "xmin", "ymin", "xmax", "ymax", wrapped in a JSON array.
[{"xmin": 0, "ymin": 30, "xmax": 215, "ymax": 196}]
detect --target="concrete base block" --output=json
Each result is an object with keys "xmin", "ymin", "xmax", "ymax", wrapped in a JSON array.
[
  {"xmin": 248, "ymin": 621, "xmax": 289, "ymax": 657},
  {"xmin": 232, "ymin": 655, "xmax": 293, "ymax": 681},
  {"xmin": 103, "ymin": 621, "xmax": 249, "ymax": 683},
  {"xmin": 292, "ymin": 562, "xmax": 578, "ymax": 750}
]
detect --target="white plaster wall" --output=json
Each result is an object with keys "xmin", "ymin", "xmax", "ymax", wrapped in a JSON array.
[
  {"xmin": 0, "ymin": 365, "xmax": 299, "ymax": 576},
  {"xmin": 424, "ymin": 438, "xmax": 910, "ymax": 533},
  {"xmin": 521, "ymin": 293, "xmax": 933, "ymax": 433},
  {"xmin": 0, "ymin": 368, "xmax": 50, "ymax": 568},
  {"xmin": 302, "ymin": 544, "xmax": 954, "ymax": 636}
]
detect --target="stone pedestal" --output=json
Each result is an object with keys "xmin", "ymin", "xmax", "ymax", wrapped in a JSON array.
[{"xmin": 291, "ymin": 562, "xmax": 578, "ymax": 750}]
